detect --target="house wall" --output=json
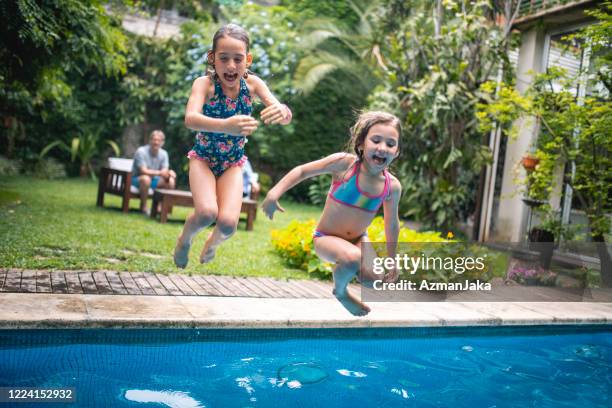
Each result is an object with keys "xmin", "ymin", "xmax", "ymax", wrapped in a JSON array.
[
  {"xmin": 492, "ymin": 27, "xmax": 547, "ymax": 242},
  {"xmin": 489, "ymin": 2, "xmax": 597, "ymax": 242}
]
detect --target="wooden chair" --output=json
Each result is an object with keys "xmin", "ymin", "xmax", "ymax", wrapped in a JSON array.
[
  {"xmin": 96, "ymin": 158, "xmax": 153, "ymax": 213},
  {"xmin": 150, "ymin": 189, "xmax": 259, "ymax": 231}
]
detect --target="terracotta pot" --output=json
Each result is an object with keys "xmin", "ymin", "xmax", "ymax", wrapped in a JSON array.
[{"xmin": 522, "ymin": 155, "xmax": 540, "ymax": 171}]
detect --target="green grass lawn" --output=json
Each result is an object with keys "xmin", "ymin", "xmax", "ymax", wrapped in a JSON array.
[{"xmin": 0, "ymin": 177, "xmax": 322, "ymax": 279}]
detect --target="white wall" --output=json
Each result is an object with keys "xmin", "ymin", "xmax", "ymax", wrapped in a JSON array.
[{"xmin": 492, "ymin": 27, "xmax": 547, "ymax": 241}]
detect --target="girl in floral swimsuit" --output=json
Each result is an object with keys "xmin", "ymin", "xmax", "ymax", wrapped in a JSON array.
[
  {"xmin": 263, "ymin": 112, "xmax": 403, "ymax": 316},
  {"xmin": 174, "ymin": 24, "xmax": 292, "ymax": 268},
  {"xmin": 187, "ymin": 78, "xmax": 252, "ymax": 177}
]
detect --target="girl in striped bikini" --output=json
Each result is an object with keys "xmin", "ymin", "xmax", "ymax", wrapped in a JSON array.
[{"xmin": 262, "ymin": 112, "xmax": 402, "ymax": 316}]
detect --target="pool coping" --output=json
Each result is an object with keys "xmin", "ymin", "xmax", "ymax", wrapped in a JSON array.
[{"xmin": 1, "ymin": 293, "xmax": 611, "ymax": 329}]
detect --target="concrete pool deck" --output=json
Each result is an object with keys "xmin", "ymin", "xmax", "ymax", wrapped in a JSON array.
[
  {"xmin": 1, "ymin": 268, "xmax": 612, "ymax": 329},
  {"xmin": 1, "ymin": 292, "xmax": 612, "ymax": 329}
]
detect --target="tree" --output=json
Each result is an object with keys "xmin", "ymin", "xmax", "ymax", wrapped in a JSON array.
[
  {"xmin": 371, "ymin": 0, "xmax": 520, "ymax": 230},
  {"xmin": 0, "ymin": 0, "xmax": 127, "ymax": 158},
  {"xmin": 292, "ymin": 0, "xmax": 385, "ymax": 95}
]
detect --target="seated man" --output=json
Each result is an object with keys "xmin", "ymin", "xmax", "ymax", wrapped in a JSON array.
[
  {"xmin": 132, "ymin": 130, "xmax": 176, "ymax": 214},
  {"xmin": 242, "ymin": 158, "xmax": 260, "ymax": 199}
]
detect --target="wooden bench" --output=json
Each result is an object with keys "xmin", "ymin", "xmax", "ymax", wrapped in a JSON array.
[
  {"xmin": 150, "ymin": 188, "xmax": 258, "ymax": 231},
  {"xmin": 96, "ymin": 158, "xmax": 153, "ymax": 213}
]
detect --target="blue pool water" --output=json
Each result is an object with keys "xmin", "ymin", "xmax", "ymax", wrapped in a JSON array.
[{"xmin": 0, "ymin": 326, "xmax": 610, "ymax": 407}]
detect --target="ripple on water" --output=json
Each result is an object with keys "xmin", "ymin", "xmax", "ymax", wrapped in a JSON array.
[
  {"xmin": 277, "ymin": 362, "xmax": 329, "ymax": 385},
  {"xmin": 574, "ymin": 344, "xmax": 603, "ymax": 359},
  {"xmin": 336, "ymin": 369, "xmax": 367, "ymax": 378},
  {"xmin": 124, "ymin": 389, "xmax": 205, "ymax": 408}
]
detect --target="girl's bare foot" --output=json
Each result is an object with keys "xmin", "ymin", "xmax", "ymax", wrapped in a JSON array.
[
  {"xmin": 173, "ymin": 236, "xmax": 191, "ymax": 269},
  {"xmin": 200, "ymin": 233, "xmax": 217, "ymax": 264},
  {"xmin": 333, "ymin": 289, "xmax": 371, "ymax": 316}
]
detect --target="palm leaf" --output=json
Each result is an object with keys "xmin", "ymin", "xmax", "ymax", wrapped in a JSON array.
[
  {"xmin": 348, "ymin": 0, "xmax": 374, "ymax": 37},
  {"xmin": 294, "ymin": 0, "xmax": 385, "ymax": 95},
  {"xmin": 39, "ymin": 140, "xmax": 68, "ymax": 159},
  {"xmin": 294, "ymin": 51, "xmax": 355, "ymax": 93},
  {"xmin": 106, "ymin": 140, "xmax": 121, "ymax": 157},
  {"xmin": 70, "ymin": 137, "xmax": 80, "ymax": 162},
  {"xmin": 295, "ymin": 50, "xmax": 377, "ymax": 94},
  {"xmin": 300, "ymin": 18, "xmax": 360, "ymax": 56},
  {"xmin": 295, "ymin": 63, "xmax": 339, "ymax": 94},
  {"xmin": 300, "ymin": 28, "xmax": 339, "ymax": 49}
]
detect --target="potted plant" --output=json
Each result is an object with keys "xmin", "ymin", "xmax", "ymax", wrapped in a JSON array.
[
  {"xmin": 528, "ymin": 226, "xmax": 555, "ymax": 243},
  {"xmin": 40, "ymin": 128, "xmax": 120, "ymax": 178},
  {"xmin": 521, "ymin": 153, "xmax": 540, "ymax": 171},
  {"xmin": 528, "ymin": 223, "xmax": 554, "ymax": 269},
  {"xmin": 528, "ymin": 205, "xmax": 578, "ymax": 269}
]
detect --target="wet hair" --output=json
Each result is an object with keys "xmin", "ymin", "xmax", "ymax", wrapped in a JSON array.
[
  {"xmin": 207, "ymin": 24, "xmax": 251, "ymax": 80},
  {"xmin": 348, "ymin": 111, "xmax": 402, "ymax": 161},
  {"xmin": 149, "ymin": 130, "xmax": 165, "ymax": 141}
]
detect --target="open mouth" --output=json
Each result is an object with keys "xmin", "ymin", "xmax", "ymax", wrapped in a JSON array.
[
  {"xmin": 372, "ymin": 154, "xmax": 387, "ymax": 166},
  {"xmin": 223, "ymin": 73, "xmax": 238, "ymax": 82}
]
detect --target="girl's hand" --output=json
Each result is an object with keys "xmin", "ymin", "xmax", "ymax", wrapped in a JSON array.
[
  {"xmin": 262, "ymin": 193, "xmax": 285, "ymax": 220},
  {"xmin": 225, "ymin": 115, "xmax": 259, "ymax": 136},
  {"xmin": 261, "ymin": 103, "xmax": 292, "ymax": 125}
]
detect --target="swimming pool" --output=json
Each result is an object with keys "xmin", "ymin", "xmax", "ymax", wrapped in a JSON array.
[{"xmin": 0, "ymin": 326, "xmax": 610, "ymax": 407}]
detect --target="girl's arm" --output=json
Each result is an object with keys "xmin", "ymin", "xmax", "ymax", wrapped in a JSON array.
[
  {"xmin": 250, "ymin": 76, "xmax": 292, "ymax": 125},
  {"xmin": 184, "ymin": 76, "xmax": 258, "ymax": 136},
  {"xmin": 262, "ymin": 153, "xmax": 353, "ymax": 219},
  {"xmin": 382, "ymin": 176, "xmax": 402, "ymax": 282}
]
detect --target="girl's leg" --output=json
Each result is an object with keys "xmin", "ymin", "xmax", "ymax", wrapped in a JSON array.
[
  {"xmin": 200, "ymin": 165, "xmax": 243, "ymax": 263},
  {"xmin": 356, "ymin": 235, "xmax": 383, "ymax": 287},
  {"xmin": 174, "ymin": 159, "xmax": 218, "ymax": 268},
  {"xmin": 314, "ymin": 236, "xmax": 371, "ymax": 316}
]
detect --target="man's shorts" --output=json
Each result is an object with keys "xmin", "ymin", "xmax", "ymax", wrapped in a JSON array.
[{"xmin": 132, "ymin": 175, "xmax": 160, "ymax": 190}]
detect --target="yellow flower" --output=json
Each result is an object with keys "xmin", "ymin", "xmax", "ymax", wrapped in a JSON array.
[{"xmin": 446, "ymin": 231, "xmax": 454, "ymax": 239}]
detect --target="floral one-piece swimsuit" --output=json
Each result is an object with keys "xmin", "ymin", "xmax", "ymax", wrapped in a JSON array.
[{"xmin": 187, "ymin": 77, "xmax": 253, "ymax": 177}]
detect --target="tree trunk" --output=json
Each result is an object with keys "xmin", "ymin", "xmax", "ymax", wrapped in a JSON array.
[
  {"xmin": 80, "ymin": 164, "xmax": 88, "ymax": 178},
  {"xmin": 593, "ymin": 233, "xmax": 612, "ymax": 287},
  {"xmin": 4, "ymin": 116, "xmax": 24, "ymax": 158},
  {"xmin": 152, "ymin": 0, "xmax": 164, "ymax": 38}
]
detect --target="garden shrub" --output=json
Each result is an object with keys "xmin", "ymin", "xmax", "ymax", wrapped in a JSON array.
[
  {"xmin": 366, "ymin": 216, "xmax": 449, "ymax": 244},
  {"xmin": 270, "ymin": 217, "xmax": 452, "ymax": 278},
  {"xmin": 271, "ymin": 219, "xmax": 333, "ymax": 276},
  {"xmin": 31, "ymin": 158, "xmax": 67, "ymax": 180},
  {"xmin": 0, "ymin": 156, "xmax": 21, "ymax": 176},
  {"xmin": 271, "ymin": 216, "xmax": 501, "ymax": 283},
  {"xmin": 257, "ymin": 172, "xmax": 272, "ymax": 197},
  {"xmin": 307, "ymin": 174, "xmax": 331, "ymax": 206},
  {"xmin": 368, "ymin": 217, "xmax": 499, "ymax": 283}
]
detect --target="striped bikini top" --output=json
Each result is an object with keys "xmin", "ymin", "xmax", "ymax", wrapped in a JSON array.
[{"xmin": 328, "ymin": 162, "xmax": 391, "ymax": 213}]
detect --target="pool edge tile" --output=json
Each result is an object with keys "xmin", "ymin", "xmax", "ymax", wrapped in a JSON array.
[{"xmin": 1, "ymin": 293, "xmax": 612, "ymax": 329}]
